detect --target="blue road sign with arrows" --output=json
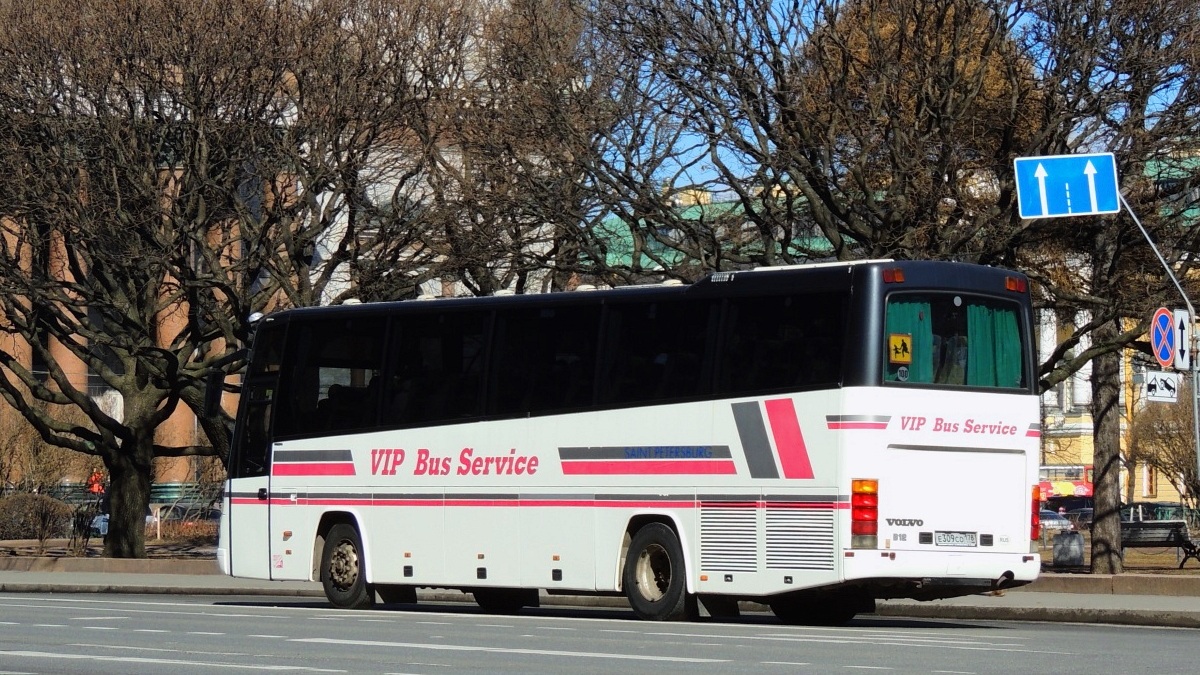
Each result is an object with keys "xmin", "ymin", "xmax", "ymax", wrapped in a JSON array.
[{"xmin": 1013, "ymin": 153, "xmax": 1120, "ymax": 219}]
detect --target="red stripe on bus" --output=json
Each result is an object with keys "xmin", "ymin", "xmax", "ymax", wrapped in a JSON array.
[
  {"xmin": 765, "ymin": 398, "xmax": 814, "ymax": 479},
  {"xmin": 272, "ymin": 463, "xmax": 356, "ymax": 476},
  {"xmin": 1026, "ymin": 430, "xmax": 1041, "ymax": 438},
  {"xmin": 560, "ymin": 460, "xmax": 737, "ymax": 475},
  {"xmin": 262, "ymin": 498, "xmax": 698, "ymax": 509}
]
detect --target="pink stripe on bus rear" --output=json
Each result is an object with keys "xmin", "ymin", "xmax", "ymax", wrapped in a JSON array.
[{"xmin": 765, "ymin": 398, "xmax": 814, "ymax": 479}]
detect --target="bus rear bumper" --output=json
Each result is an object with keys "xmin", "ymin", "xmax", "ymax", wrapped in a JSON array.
[{"xmin": 840, "ymin": 549, "xmax": 1040, "ymax": 601}]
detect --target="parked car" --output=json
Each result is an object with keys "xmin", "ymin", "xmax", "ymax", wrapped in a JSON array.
[
  {"xmin": 1066, "ymin": 508, "xmax": 1094, "ymax": 529},
  {"xmin": 158, "ymin": 504, "xmax": 221, "ymax": 529},
  {"xmin": 1039, "ymin": 509, "xmax": 1073, "ymax": 533},
  {"xmin": 88, "ymin": 509, "xmax": 159, "ymax": 537},
  {"xmin": 1121, "ymin": 501, "xmax": 1200, "ymax": 526}
]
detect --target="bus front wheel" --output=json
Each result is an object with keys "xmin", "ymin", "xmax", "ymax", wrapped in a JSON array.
[
  {"xmin": 622, "ymin": 522, "xmax": 692, "ymax": 621},
  {"xmin": 321, "ymin": 523, "xmax": 374, "ymax": 609}
]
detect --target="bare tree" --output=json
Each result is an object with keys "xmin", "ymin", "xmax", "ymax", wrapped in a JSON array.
[
  {"xmin": 0, "ymin": 408, "xmax": 96, "ymax": 494},
  {"xmin": 1130, "ymin": 381, "xmax": 1198, "ymax": 515},
  {"xmin": 598, "ymin": 0, "xmax": 1200, "ymax": 571},
  {"xmin": 0, "ymin": 0, "xmax": 476, "ymax": 556},
  {"xmin": 1013, "ymin": 0, "xmax": 1200, "ymax": 572}
]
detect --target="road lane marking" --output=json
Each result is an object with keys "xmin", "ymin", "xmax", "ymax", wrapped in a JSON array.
[
  {"xmin": 0, "ymin": 651, "xmax": 344, "ymax": 672},
  {"xmin": 294, "ymin": 637, "xmax": 727, "ymax": 663}
]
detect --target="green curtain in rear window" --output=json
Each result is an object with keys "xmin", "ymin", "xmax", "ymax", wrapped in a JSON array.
[
  {"xmin": 885, "ymin": 300, "xmax": 933, "ymax": 383},
  {"xmin": 966, "ymin": 304, "xmax": 1022, "ymax": 388}
]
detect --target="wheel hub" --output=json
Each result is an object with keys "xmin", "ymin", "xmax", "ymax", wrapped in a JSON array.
[
  {"xmin": 634, "ymin": 543, "xmax": 671, "ymax": 601},
  {"xmin": 329, "ymin": 540, "xmax": 360, "ymax": 591}
]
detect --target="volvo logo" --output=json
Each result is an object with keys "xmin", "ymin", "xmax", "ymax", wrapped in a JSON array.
[{"xmin": 886, "ymin": 518, "xmax": 924, "ymax": 526}]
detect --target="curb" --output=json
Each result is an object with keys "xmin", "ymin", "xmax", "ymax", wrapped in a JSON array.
[
  {"xmin": 1016, "ymin": 573, "xmax": 1200, "ymax": 596},
  {"xmin": 0, "ymin": 557, "xmax": 218, "ymax": 575},
  {"xmin": 0, "ymin": 582, "xmax": 323, "ymax": 596},
  {"xmin": 874, "ymin": 601, "xmax": 1200, "ymax": 629}
]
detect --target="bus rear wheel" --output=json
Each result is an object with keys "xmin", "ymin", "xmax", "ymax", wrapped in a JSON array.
[
  {"xmin": 321, "ymin": 523, "xmax": 374, "ymax": 609},
  {"xmin": 623, "ymin": 522, "xmax": 692, "ymax": 621}
]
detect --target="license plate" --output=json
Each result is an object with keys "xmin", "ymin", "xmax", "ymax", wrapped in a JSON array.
[{"xmin": 934, "ymin": 531, "xmax": 977, "ymax": 547}]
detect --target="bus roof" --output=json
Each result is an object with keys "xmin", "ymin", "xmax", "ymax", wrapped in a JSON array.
[{"xmin": 259, "ymin": 259, "xmax": 1027, "ymax": 324}]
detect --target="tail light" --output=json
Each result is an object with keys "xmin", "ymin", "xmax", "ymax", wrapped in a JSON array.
[
  {"xmin": 1006, "ymin": 276, "xmax": 1028, "ymax": 293},
  {"xmin": 882, "ymin": 268, "xmax": 905, "ymax": 283},
  {"xmin": 851, "ymin": 479, "xmax": 879, "ymax": 549},
  {"xmin": 1030, "ymin": 485, "xmax": 1041, "ymax": 541}
]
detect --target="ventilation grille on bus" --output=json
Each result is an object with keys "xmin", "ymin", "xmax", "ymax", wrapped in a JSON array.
[
  {"xmin": 765, "ymin": 507, "xmax": 835, "ymax": 570},
  {"xmin": 699, "ymin": 503, "xmax": 758, "ymax": 572}
]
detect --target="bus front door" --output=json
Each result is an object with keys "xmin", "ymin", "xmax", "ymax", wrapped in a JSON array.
[{"xmin": 226, "ymin": 380, "xmax": 275, "ymax": 579}]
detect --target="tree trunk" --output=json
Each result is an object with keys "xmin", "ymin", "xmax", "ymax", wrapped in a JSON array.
[
  {"xmin": 103, "ymin": 441, "xmax": 152, "ymax": 559},
  {"xmin": 1090, "ymin": 319, "xmax": 1123, "ymax": 574}
]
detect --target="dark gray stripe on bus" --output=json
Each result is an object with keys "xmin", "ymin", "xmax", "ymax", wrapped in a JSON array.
[
  {"xmin": 228, "ymin": 492, "xmax": 264, "ymax": 499},
  {"xmin": 697, "ymin": 495, "xmax": 841, "ymax": 504},
  {"xmin": 887, "ymin": 444, "xmax": 1026, "ymax": 455},
  {"xmin": 762, "ymin": 494, "xmax": 840, "ymax": 503},
  {"xmin": 827, "ymin": 415, "xmax": 890, "ymax": 423},
  {"xmin": 731, "ymin": 401, "xmax": 780, "ymax": 479},
  {"xmin": 275, "ymin": 449, "xmax": 354, "ymax": 462},
  {"xmin": 696, "ymin": 494, "xmax": 756, "ymax": 501},
  {"xmin": 558, "ymin": 446, "xmax": 732, "ymax": 460}
]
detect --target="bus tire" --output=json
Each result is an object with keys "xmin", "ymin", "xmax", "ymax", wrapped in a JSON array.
[
  {"xmin": 622, "ymin": 522, "xmax": 692, "ymax": 621},
  {"xmin": 321, "ymin": 523, "xmax": 374, "ymax": 610}
]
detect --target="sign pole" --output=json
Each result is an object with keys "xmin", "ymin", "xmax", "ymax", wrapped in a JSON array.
[{"xmin": 1119, "ymin": 192, "xmax": 1200, "ymax": 486}]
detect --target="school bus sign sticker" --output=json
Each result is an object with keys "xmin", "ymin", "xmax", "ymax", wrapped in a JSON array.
[{"xmin": 889, "ymin": 334, "xmax": 913, "ymax": 365}]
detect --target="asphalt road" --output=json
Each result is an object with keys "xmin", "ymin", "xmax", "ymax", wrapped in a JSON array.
[{"xmin": 0, "ymin": 592, "xmax": 1196, "ymax": 675}]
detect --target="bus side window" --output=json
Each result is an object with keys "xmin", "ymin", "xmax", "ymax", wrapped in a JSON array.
[
  {"xmin": 275, "ymin": 317, "xmax": 386, "ymax": 437},
  {"xmin": 491, "ymin": 305, "xmax": 599, "ymax": 416},
  {"xmin": 385, "ymin": 311, "xmax": 487, "ymax": 427},
  {"xmin": 598, "ymin": 299, "xmax": 714, "ymax": 407},
  {"xmin": 717, "ymin": 292, "xmax": 845, "ymax": 395}
]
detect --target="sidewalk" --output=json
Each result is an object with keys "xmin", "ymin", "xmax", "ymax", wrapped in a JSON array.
[{"xmin": 1, "ymin": 549, "xmax": 1199, "ymax": 628}]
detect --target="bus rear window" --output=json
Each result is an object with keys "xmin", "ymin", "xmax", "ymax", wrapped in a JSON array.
[{"xmin": 884, "ymin": 293, "xmax": 1025, "ymax": 389}]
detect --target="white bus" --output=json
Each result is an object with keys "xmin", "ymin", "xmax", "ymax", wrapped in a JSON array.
[{"xmin": 218, "ymin": 260, "xmax": 1043, "ymax": 624}]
